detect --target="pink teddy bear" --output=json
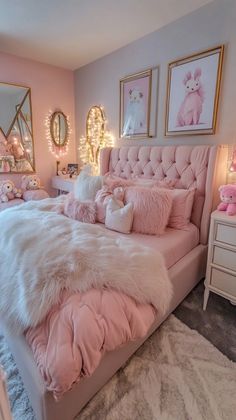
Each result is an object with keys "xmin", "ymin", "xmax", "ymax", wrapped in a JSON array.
[
  {"xmin": 217, "ymin": 184, "xmax": 236, "ymax": 216},
  {"xmin": 176, "ymin": 68, "xmax": 204, "ymax": 127}
]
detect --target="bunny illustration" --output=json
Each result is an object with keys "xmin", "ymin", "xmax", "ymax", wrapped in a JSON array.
[{"xmin": 176, "ymin": 68, "xmax": 204, "ymax": 127}]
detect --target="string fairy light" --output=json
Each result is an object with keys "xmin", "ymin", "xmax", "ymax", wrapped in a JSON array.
[{"xmin": 78, "ymin": 105, "xmax": 114, "ymax": 174}]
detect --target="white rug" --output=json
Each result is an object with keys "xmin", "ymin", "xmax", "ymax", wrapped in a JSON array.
[{"xmin": 1, "ymin": 315, "xmax": 236, "ymax": 420}]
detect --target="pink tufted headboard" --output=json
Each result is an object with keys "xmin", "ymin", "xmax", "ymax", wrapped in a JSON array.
[{"xmin": 100, "ymin": 145, "xmax": 219, "ymax": 245}]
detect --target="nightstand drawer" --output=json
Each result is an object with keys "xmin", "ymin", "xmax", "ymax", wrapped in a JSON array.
[
  {"xmin": 213, "ymin": 246, "xmax": 236, "ymax": 272},
  {"xmin": 215, "ymin": 223, "xmax": 236, "ymax": 246},
  {"xmin": 211, "ymin": 268, "xmax": 236, "ymax": 297}
]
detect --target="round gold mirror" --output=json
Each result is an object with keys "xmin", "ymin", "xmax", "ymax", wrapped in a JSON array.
[{"xmin": 50, "ymin": 111, "xmax": 68, "ymax": 147}]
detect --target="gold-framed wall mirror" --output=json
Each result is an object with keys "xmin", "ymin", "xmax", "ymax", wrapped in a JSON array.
[
  {"xmin": 50, "ymin": 111, "xmax": 69, "ymax": 147},
  {"xmin": 0, "ymin": 82, "xmax": 35, "ymax": 173}
]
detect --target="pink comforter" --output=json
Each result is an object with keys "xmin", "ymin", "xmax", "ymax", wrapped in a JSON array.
[{"xmin": 25, "ymin": 288, "xmax": 156, "ymax": 399}]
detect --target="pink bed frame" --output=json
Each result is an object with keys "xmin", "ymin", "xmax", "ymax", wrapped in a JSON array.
[{"xmin": 2, "ymin": 145, "xmax": 222, "ymax": 420}]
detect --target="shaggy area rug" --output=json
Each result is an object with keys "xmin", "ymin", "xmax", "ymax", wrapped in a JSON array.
[{"xmin": 1, "ymin": 315, "xmax": 236, "ymax": 420}]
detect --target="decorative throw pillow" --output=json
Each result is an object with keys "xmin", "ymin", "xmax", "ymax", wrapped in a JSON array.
[
  {"xmin": 167, "ymin": 188, "xmax": 195, "ymax": 229},
  {"xmin": 104, "ymin": 173, "xmax": 176, "ymax": 191},
  {"xmin": 105, "ymin": 197, "xmax": 133, "ymax": 234},
  {"xmin": 23, "ymin": 189, "xmax": 49, "ymax": 201},
  {"xmin": 74, "ymin": 170, "xmax": 103, "ymax": 201},
  {"xmin": 95, "ymin": 186, "xmax": 113, "ymax": 223},
  {"xmin": 132, "ymin": 177, "xmax": 177, "ymax": 189},
  {"xmin": 104, "ymin": 174, "xmax": 133, "ymax": 191},
  {"xmin": 64, "ymin": 193, "xmax": 96, "ymax": 224},
  {"xmin": 125, "ymin": 187, "xmax": 172, "ymax": 235}
]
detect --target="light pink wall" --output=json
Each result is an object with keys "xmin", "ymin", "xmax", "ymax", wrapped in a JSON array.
[{"xmin": 0, "ymin": 52, "xmax": 76, "ymax": 194}]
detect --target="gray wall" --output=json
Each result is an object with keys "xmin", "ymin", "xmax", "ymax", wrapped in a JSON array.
[{"xmin": 75, "ymin": 0, "xmax": 236, "ymax": 151}]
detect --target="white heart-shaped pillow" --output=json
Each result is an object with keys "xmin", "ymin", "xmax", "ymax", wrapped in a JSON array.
[{"xmin": 105, "ymin": 197, "xmax": 133, "ymax": 234}]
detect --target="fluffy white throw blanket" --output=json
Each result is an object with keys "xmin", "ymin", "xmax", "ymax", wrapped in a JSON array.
[{"xmin": 0, "ymin": 197, "xmax": 172, "ymax": 332}]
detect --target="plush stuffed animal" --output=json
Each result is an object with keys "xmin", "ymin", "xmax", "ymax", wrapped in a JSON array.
[
  {"xmin": 217, "ymin": 184, "xmax": 236, "ymax": 216},
  {"xmin": 0, "ymin": 180, "xmax": 22, "ymax": 202},
  {"xmin": 21, "ymin": 174, "xmax": 42, "ymax": 191},
  {"xmin": 176, "ymin": 68, "xmax": 204, "ymax": 127}
]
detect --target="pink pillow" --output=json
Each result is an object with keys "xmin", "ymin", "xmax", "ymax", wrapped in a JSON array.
[
  {"xmin": 125, "ymin": 187, "xmax": 173, "ymax": 235},
  {"xmin": 168, "ymin": 188, "xmax": 195, "ymax": 229},
  {"xmin": 95, "ymin": 186, "xmax": 113, "ymax": 223},
  {"xmin": 104, "ymin": 173, "xmax": 176, "ymax": 190},
  {"xmin": 23, "ymin": 189, "xmax": 49, "ymax": 201},
  {"xmin": 104, "ymin": 174, "xmax": 133, "ymax": 191},
  {"xmin": 64, "ymin": 193, "xmax": 96, "ymax": 224}
]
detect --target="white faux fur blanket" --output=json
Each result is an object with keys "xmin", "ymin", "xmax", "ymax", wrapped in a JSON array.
[{"xmin": 0, "ymin": 197, "xmax": 172, "ymax": 332}]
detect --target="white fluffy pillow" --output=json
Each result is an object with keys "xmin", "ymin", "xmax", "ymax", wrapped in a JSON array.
[
  {"xmin": 74, "ymin": 171, "xmax": 103, "ymax": 201},
  {"xmin": 105, "ymin": 197, "xmax": 133, "ymax": 234}
]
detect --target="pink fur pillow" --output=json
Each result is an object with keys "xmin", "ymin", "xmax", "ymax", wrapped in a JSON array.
[
  {"xmin": 167, "ymin": 188, "xmax": 195, "ymax": 229},
  {"xmin": 63, "ymin": 193, "xmax": 96, "ymax": 224},
  {"xmin": 125, "ymin": 187, "xmax": 173, "ymax": 235}
]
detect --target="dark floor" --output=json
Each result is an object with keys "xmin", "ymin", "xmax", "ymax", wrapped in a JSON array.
[{"xmin": 174, "ymin": 280, "xmax": 236, "ymax": 361}]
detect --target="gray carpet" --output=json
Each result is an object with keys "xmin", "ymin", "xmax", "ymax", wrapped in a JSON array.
[
  {"xmin": 0, "ymin": 334, "xmax": 35, "ymax": 420},
  {"xmin": 78, "ymin": 315, "xmax": 236, "ymax": 420},
  {"xmin": 174, "ymin": 281, "xmax": 236, "ymax": 361}
]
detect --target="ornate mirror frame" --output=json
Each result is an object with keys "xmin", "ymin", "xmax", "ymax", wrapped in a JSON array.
[
  {"xmin": 0, "ymin": 81, "xmax": 35, "ymax": 173},
  {"xmin": 50, "ymin": 111, "xmax": 69, "ymax": 147}
]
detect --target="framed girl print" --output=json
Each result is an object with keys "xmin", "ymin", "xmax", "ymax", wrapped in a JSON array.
[{"xmin": 165, "ymin": 45, "xmax": 224, "ymax": 136}]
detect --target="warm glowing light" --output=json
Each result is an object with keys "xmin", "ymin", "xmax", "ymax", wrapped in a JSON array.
[
  {"xmin": 45, "ymin": 110, "xmax": 71, "ymax": 158},
  {"xmin": 78, "ymin": 105, "xmax": 114, "ymax": 174}
]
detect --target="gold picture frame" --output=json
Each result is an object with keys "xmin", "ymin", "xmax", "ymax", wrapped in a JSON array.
[
  {"xmin": 165, "ymin": 45, "xmax": 224, "ymax": 136},
  {"xmin": 0, "ymin": 81, "xmax": 35, "ymax": 173},
  {"xmin": 119, "ymin": 67, "xmax": 158, "ymax": 139}
]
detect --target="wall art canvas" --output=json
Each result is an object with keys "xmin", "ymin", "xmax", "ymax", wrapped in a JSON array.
[
  {"xmin": 120, "ymin": 68, "xmax": 158, "ymax": 138},
  {"xmin": 165, "ymin": 46, "xmax": 224, "ymax": 136}
]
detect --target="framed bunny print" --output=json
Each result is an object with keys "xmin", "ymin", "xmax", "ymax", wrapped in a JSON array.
[{"xmin": 165, "ymin": 45, "xmax": 224, "ymax": 136}]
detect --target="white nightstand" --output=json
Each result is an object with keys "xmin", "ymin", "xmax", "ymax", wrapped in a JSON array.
[
  {"xmin": 51, "ymin": 176, "xmax": 76, "ymax": 195},
  {"xmin": 203, "ymin": 210, "xmax": 236, "ymax": 310}
]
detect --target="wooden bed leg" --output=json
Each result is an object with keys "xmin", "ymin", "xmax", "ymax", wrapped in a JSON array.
[{"xmin": 203, "ymin": 287, "xmax": 210, "ymax": 311}]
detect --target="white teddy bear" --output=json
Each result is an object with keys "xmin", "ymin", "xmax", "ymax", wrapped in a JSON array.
[{"xmin": 0, "ymin": 180, "xmax": 22, "ymax": 203}]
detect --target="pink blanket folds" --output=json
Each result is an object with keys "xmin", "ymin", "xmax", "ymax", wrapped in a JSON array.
[
  {"xmin": 25, "ymin": 289, "xmax": 156, "ymax": 400},
  {"xmin": 0, "ymin": 197, "xmax": 171, "ymax": 400}
]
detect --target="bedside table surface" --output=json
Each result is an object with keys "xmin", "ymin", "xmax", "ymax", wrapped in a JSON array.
[
  {"xmin": 52, "ymin": 176, "xmax": 76, "ymax": 192},
  {"xmin": 211, "ymin": 210, "xmax": 236, "ymax": 223}
]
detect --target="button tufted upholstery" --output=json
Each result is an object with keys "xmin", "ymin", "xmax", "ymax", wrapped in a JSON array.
[{"xmin": 100, "ymin": 145, "xmax": 219, "ymax": 245}]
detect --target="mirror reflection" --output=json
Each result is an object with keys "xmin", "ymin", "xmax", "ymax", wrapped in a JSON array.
[
  {"xmin": 50, "ymin": 111, "xmax": 68, "ymax": 147},
  {"xmin": 0, "ymin": 82, "xmax": 35, "ymax": 173}
]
